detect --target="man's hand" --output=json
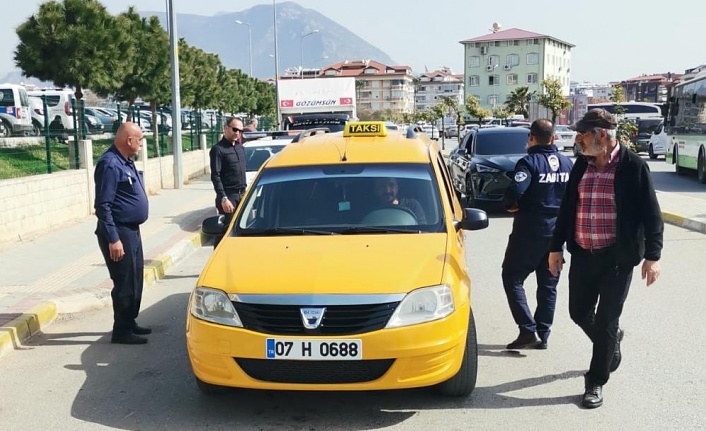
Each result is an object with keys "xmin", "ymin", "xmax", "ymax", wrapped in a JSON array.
[
  {"xmin": 222, "ymin": 199, "xmax": 235, "ymax": 213},
  {"xmin": 642, "ymin": 260, "xmax": 661, "ymax": 286},
  {"xmin": 548, "ymin": 251, "xmax": 563, "ymax": 277},
  {"xmin": 109, "ymin": 240, "xmax": 125, "ymax": 262}
]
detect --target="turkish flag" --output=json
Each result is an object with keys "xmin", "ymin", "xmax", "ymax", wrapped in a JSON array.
[
  {"xmin": 280, "ymin": 99, "xmax": 294, "ymax": 108},
  {"xmin": 339, "ymin": 97, "xmax": 353, "ymax": 105}
]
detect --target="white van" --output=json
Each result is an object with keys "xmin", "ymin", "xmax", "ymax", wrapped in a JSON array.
[
  {"xmin": 27, "ymin": 89, "xmax": 76, "ymax": 131},
  {"xmin": 0, "ymin": 84, "xmax": 33, "ymax": 137}
]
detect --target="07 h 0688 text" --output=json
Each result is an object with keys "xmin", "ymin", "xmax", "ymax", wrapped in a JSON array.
[{"xmin": 266, "ymin": 338, "xmax": 363, "ymax": 360}]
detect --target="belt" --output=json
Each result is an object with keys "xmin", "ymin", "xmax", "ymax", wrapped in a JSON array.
[{"xmin": 578, "ymin": 245, "xmax": 615, "ymax": 256}]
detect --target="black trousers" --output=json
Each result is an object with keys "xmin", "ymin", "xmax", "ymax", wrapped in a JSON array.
[
  {"xmin": 97, "ymin": 226, "xmax": 144, "ymax": 336},
  {"xmin": 213, "ymin": 189, "xmax": 243, "ymax": 248},
  {"xmin": 568, "ymin": 246, "xmax": 632, "ymax": 385},
  {"xmin": 501, "ymin": 235, "xmax": 558, "ymax": 341}
]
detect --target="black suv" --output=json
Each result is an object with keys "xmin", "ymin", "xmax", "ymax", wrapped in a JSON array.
[{"xmin": 447, "ymin": 127, "xmax": 528, "ymax": 207}]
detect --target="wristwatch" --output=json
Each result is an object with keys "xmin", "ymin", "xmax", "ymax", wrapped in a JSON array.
[{"xmin": 221, "ymin": 196, "xmax": 229, "ymax": 203}]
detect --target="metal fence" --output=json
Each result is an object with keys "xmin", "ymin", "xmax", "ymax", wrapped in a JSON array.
[{"xmin": 0, "ymin": 102, "xmax": 224, "ymax": 180}]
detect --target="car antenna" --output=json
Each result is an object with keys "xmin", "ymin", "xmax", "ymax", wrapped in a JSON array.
[{"xmin": 341, "ymin": 140, "xmax": 348, "ymax": 162}]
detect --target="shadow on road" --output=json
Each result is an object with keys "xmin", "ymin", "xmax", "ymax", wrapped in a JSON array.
[{"xmin": 60, "ymin": 293, "xmax": 584, "ymax": 430}]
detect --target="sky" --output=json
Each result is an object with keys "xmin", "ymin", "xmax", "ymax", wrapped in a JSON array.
[{"xmin": 3, "ymin": 0, "xmax": 704, "ymax": 84}]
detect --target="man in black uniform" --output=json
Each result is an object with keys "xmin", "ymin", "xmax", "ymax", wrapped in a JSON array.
[
  {"xmin": 94, "ymin": 122, "xmax": 151, "ymax": 345},
  {"xmin": 209, "ymin": 117, "xmax": 247, "ymax": 247},
  {"xmin": 501, "ymin": 119, "xmax": 573, "ymax": 350}
]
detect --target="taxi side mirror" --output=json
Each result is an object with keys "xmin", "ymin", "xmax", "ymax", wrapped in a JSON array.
[
  {"xmin": 456, "ymin": 208, "xmax": 489, "ymax": 231},
  {"xmin": 202, "ymin": 215, "xmax": 227, "ymax": 236}
]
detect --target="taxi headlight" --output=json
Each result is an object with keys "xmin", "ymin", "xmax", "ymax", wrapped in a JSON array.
[
  {"xmin": 385, "ymin": 285, "xmax": 454, "ymax": 328},
  {"xmin": 190, "ymin": 287, "xmax": 243, "ymax": 327}
]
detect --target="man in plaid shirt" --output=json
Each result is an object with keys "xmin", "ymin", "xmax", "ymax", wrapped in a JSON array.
[{"xmin": 548, "ymin": 109, "xmax": 664, "ymax": 409}]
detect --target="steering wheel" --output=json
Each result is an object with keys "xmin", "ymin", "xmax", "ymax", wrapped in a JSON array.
[{"xmin": 360, "ymin": 205, "xmax": 418, "ymax": 226}]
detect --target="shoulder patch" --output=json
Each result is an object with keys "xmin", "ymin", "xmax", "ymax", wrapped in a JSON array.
[
  {"xmin": 514, "ymin": 171, "xmax": 528, "ymax": 182},
  {"xmin": 548, "ymin": 155, "xmax": 560, "ymax": 172}
]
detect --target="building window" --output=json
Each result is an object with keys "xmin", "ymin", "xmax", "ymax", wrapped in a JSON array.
[
  {"xmin": 469, "ymin": 75, "xmax": 480, "ymax": 86},
  {"xmin": 468, "ymin": 56, "xmax": 480, "ymax": 68},
  {"xmin": 325, "ymin": 70, "xmax": 337, "ymax": 76},
  {"xmin": 527, "ymin": 53, "xmax": 539, "ymax": 65},
  {"xmin": 489, "ymin": 75, "xmax": 500, "ymax": 86},
  {"xmin": 527, "ymin": 73, "xmax": 538, "ymax": 84},
  {"xmin": 513, "ymin": 40, "xmax": 520, "ymax": 46},
  {"xmin": 488, "ymin": 94, "xmax": 499, "ymax": 106},
  {"xmin": 533, "ymin": 38, "xmax": 540, "ymax": 45},
  {"xmin": 506, "ymin": 54, "xmax": 520, "ymax": 66},
  {"xmin": 488, "ymin": 55, "xmax": 499, "ymax": 66},
  {"xmin": 468, "ymin": 42, "xmax": 476, "ymax": 48},
  {"xmin": 364, "ymin": 68, "xmax": 377, "ymax": 74},
  {"xmin": 507, "ymin": 74, "xmax": 518, "ymax": 85},
  {"xmin": 494, "ymin": 41, "xmax": 502, "ymax": 47}
]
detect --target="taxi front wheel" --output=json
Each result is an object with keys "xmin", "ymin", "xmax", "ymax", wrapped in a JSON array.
[
  {"xmin": 436, "ymin": 310, "xmax": 478, "ymax": 397},
  {"xmin": 195, "ymin": 375, "xmax": 229, "ymax": 395}
]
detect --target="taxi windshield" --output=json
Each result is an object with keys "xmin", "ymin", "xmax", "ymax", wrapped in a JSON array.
[{"xmin": 233, "ymin": 163, "xmax": 445, "ymax": 236}]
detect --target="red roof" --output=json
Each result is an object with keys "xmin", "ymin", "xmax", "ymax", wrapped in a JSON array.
[
  {"xmin": 460, "ymin": 27, "xmax": 574, "ymax": 47},
  {"xmin": 419, "ymin": 70, "xmax": 463, "ymax": 82},
  {"xmin": 319, "ymin": 59, "xmax": 412, "ymax": 77}
]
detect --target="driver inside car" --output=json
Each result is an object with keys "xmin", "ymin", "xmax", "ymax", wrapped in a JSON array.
[{"xmin": 371, "ymin": 177, "xmax": 427, "ymax": 224}]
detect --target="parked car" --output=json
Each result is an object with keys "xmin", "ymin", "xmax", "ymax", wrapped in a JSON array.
[
  {"xmin": 448, "ymin": 127, "xmax": 529, "ymax": 207},
  {"xmin": 0, "ymin": 84, "xmax": 34, "ymax": 137},
  {"xmin": 421, "ymin": 124, "xmax": 440, "ymax": 140},
  {"xmin": 646, "ymin": 120, "xmax": 668, "ymax": 160},
  {"xmin": 634, "ymin": 118, "xmax": 663, "ymax": 153},
  {"xmin": 553, "ymin": 125, "xmax": 577, "ymax": 152}
]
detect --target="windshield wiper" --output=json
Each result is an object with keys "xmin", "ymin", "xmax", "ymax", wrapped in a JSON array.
[
  {"xmin": 340, "ymin": 226, "xmax": 421, "ymax": 235},
  {"xmin": 240, "ymin": 227, "xmax": 338, "ymax": 236}
]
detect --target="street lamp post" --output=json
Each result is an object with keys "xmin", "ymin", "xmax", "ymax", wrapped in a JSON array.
[
  {"xmin": 300, "ymin": 30, "xmax": 320, "ymax": 79},
  {"xmin": 235, "ymin": 20, "xmax": 252, "ymax": 77},
  {"xmin": 273, "ymin": 0, "xmax": 281, "ymax": 129},
  {"xmin": 166, "ymin": 0, "xmax": 183, "ymax": 188}
]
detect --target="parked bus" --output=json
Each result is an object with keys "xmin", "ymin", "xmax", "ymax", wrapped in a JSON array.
[
  {"xmin": 586, "ymin": 101, "xmax": 664, "ymax": 121},
  {"xmin": 665, "ymin": 70, "xmax": 706, "ymax": 183}
]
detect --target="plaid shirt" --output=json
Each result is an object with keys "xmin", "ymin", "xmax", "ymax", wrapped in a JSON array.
[{"xmin": 575, "ymin": 144, "xmax": 621, "ymax": 251}]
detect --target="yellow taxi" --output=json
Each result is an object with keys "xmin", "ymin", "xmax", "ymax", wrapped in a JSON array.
[{"xmin": 188, "ymin": 121, "xmax": 488, "ymax": 397}]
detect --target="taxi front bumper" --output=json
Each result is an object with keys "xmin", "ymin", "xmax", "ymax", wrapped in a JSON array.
[{"xmin": 186, "ymin": 305, "xmax": 470, "ymax": 391}]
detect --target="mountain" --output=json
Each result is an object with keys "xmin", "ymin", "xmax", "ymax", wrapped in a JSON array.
[
  {"xmin": 143, "ymin": 2, "xmax": 397, "ymax": 79},
  {"xmin": 0, "ymin": 70, "xmax": 53, "ymax": 87}
]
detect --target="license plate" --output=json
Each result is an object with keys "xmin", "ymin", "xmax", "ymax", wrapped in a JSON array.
[
  {"xmin": 562, "ymin": 134, "xmax": 572, "ymax": 139},
  {"xmin": 265, "ymin": 338, "xmax": 362, "ymax": 360}
]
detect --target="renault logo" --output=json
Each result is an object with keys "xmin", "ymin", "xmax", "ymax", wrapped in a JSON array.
[{"xmin": 300, "ymin": 307, "xmax": 326, "ymax": 329}]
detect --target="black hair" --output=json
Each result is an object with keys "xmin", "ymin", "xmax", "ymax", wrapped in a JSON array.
[{"xmin": 530, "ymin": 119, "xmax": 554, "ymax": 144}]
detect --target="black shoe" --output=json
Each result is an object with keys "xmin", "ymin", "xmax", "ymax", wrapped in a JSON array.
[
  {"xmin": 506, "ymin": 332, "xmax": 540, "ymax": 349},
  {"xmin": 133, "ymin": 325, "xmax": 152, "ymax": 335},
  {"xmin": 610, "ymin": 328, "xmax": 624, "ymax": 372},
  {"xmin": 534, "ymin": 340, "xmax": 548, "ymax": 350},
  {"xmin": 111, "ymin": 333, "xmax": 148, "ymax": 345},
  {"xmin": 582, "ymin": 375, "xmax": 603, "ymax": 408}
]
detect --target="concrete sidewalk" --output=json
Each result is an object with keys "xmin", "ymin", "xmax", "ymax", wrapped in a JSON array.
[
  {"xmin": 0, "ymin": 163, "xmax": 704, "ymax": 360},
  {"xmin": 0, "ymin": 176, "xmax": 217, "ymax": 359}
]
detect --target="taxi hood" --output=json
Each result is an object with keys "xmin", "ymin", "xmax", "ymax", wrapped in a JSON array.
[{"xmin": 200, "ymin": 234, "xmax": 448, "ymax": 295}]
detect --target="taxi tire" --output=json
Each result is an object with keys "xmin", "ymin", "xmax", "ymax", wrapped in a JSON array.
[
  {"xmin": 195, "ymin": 375, "xmax": 229, "ymax": 395},
  {"xmin": 436, "ymin": 310, "xmax": 478, "ymax": 397}
]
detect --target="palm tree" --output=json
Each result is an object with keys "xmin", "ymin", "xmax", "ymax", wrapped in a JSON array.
[
  {"xmin": 505, "ymin": 86, "xmax": 533, "ymax": 118},
  {"xmin": 355, "ymin": 79, "xmax": 366, "ymax": 104}
]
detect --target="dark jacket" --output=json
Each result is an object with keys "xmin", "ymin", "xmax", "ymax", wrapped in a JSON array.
[
  {"xmin": 209, "ymin": 137, "xmax": 247, "ymax": 201},
  {"xmin": 549, "ymin": 145, "xmax": 664, "ymax": 268},
  {"xmin": 503, "ymin": 144, "xmax": 573, "ymax": 237}
]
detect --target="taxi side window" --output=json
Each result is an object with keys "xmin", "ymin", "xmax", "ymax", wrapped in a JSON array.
[{"xmin": 436, "ymin": 155, "xmax": 462, "ymax": 219}]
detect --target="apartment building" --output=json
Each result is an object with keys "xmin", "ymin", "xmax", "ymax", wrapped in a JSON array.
[
  {"xmin": 459, "ymin": 27, "xmax": 574, "ymax": 109},
  {"xmin": 318, "ymin": 59, "xmax": 416, "ymax": 114},
  {"xmin": 415, "ymin": 67, "xmax": 464, "ymax": 112}
]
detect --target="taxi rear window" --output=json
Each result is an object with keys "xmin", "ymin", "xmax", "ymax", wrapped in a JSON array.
[{"xmin": 234, "ymin": 163, "xmax": 445, "ymax": 235}]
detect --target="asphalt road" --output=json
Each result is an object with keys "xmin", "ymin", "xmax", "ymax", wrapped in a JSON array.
[{"xmin": 0, "ymin": 217, "xmax": 703, "ymax": 430}]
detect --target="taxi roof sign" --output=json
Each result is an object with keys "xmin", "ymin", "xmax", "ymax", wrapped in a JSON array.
[{"xmin": 343, "ymin": 121, "xmax": 388, "ymax": 137}]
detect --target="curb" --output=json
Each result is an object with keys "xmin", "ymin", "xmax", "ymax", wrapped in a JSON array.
[
  {"xmin": 0, "ymin": 229, "xmax": 209, "ymax": 360},
  {"xmin": 661, "ymin": 210, "xmax": 706, "ymax": 235}
]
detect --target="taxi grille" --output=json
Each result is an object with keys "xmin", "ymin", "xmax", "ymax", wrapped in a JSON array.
[
  {"xmin": 231, "ymin": 302, "xmax": 400, "ymax": 335},
  {"xmin": 235, "ymin": 358, "xmax": 394, "ymax": 384}
]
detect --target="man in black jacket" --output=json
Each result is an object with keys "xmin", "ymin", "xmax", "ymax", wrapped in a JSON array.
[{"xmin": 548, "ymin": 109, "xmax": 664, "ymax": 409}]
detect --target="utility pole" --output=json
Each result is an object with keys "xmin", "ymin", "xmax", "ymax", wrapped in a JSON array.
[
  {"xmin": 167, "ymin": 0, "xmax": 184, "ymax": 188},
  {"xmin": 273, "ymin": 0, "xmax": 281, "ymax": 129}
]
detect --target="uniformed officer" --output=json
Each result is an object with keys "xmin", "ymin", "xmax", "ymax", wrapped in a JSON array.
[
  {"xmin": 209, "ymin": 117, "xmax": 247, "ymax": 247},
  {"xmin": 501, "ymin": 119, "xmax": 573, "ymax": 350},
  {"xmin": 94, "ymin": 122, "xmax": 151, "ymax": 345}
]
